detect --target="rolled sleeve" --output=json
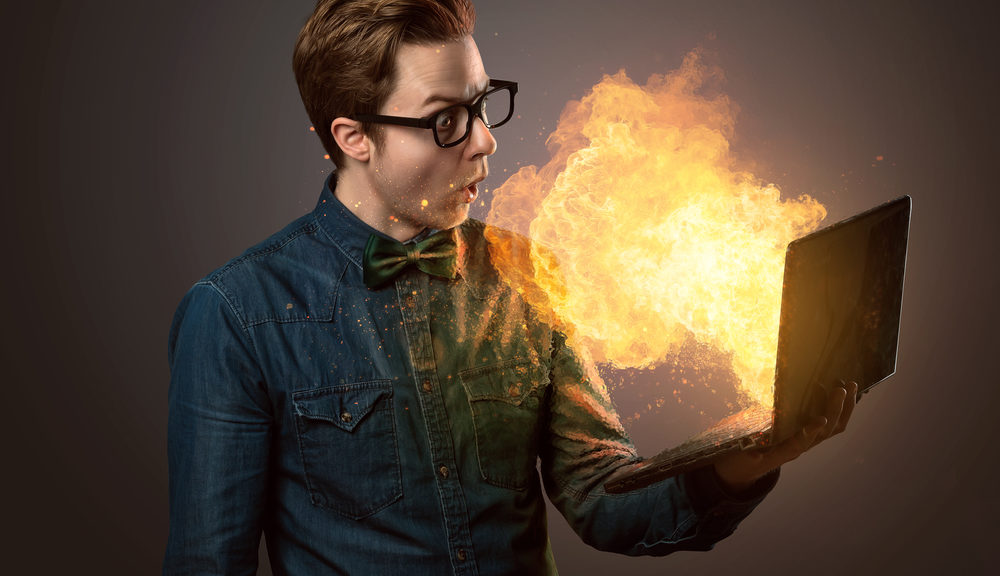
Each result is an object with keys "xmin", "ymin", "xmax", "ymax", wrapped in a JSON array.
[
  {"xmin": 675, "ymin": 465, "xmax": 780, "ymax": 550},
  {"xmin": 540, "ymin": 330, "xmax": 777, "ymax": 556}
]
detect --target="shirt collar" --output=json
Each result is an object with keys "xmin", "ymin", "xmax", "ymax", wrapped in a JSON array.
[
  {"xmin": 314, "ymin": 172, "xmax": 387, "ymax": 269},
  {"xmin": 313, "ymin": 172, "xmax": 466, "ymax": 277}
]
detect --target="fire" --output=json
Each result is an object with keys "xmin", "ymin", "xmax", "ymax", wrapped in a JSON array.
[{"xmin": 486, "ymin": 50, "xmax": 826, "ymax": 408}]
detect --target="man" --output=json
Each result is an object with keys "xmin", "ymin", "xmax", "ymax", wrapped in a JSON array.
[{"xmin": 164, "ymin": 1, "xmax": 855, "ymax": 574}]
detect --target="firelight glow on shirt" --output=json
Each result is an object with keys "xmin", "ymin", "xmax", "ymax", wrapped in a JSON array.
[{"xmin": 163, "ymin": 174, "xmax": 778, "ymax": 575}]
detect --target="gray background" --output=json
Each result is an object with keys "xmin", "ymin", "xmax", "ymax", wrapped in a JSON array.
[{"xmin": 4, "ymin": 1, "xmax": 998, "ymax": 574}]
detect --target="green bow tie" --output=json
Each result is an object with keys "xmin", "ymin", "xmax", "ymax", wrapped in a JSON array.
[{"xmin": 362, "ymin": 229, "xmax": 459, "ymax": 289}]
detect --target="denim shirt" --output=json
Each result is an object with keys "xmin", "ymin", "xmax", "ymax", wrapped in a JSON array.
[{"xmin": 164, "ymin": 175, "xmax": 778, "ymax": 575}]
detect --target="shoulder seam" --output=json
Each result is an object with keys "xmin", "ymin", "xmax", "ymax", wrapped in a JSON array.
[
  {"xmin": 210, "ymin": 220, "xmax": 320, "ymax": 282},
  {"xmin": 194, "ymin": 280, "xmax": 262, "ymax": 360}
]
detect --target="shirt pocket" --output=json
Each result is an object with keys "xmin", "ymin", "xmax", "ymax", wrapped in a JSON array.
[
  {"xmin": 291, "ymin": 380, "xmax": 401, "ymax": 519},
  {"xmin": 460, "ymin": 359, "xmax": 548, "ymax": 491}
]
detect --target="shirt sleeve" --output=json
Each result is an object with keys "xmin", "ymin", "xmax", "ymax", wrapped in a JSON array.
[
  {"xmin": 163, "ymin": 282, "xmax": 272, "ymax": 575},
  {"xmin": 539, "ymin": 330, "xmax": 778, "ymax": 556}
]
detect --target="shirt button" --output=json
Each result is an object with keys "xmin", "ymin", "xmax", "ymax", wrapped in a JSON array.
[
  {"xmin": 456, "ymin": 549, "xmax": 467, "ymax": 562},
  {"xmin": 439, "ymin": 465, "xmax": 449, "ymax": 478},
  {"xmin": 340, "ymin": 412, "xmax": 352, "ymax": 423},
  {"xmin": 422, "ymin": 380, "xmax": 432, "ymax": 393}
]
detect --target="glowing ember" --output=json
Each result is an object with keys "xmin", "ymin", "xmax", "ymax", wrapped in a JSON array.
[{"xmin": 486, "ymin": 50, "xmax": 826, "ymax": 408}]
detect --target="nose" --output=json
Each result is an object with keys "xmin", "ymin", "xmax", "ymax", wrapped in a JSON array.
[{"xmin": 466, "ymin": 115, "xmax": 497, "ymax": 158}]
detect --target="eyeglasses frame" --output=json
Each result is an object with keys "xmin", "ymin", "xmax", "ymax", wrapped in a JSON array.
[{"xmin": 352, "ymin": 79, "xmax": 518, "ymax": 148}]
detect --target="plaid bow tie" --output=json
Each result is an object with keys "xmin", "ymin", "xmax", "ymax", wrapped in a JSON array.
[{"xmin": 362, "ymin": 229, "xmax": 459, "ymax": 289}]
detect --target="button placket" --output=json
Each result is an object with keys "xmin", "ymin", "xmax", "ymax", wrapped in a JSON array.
[{"xmin": 397, "ymin": 273, "xmax": 477, "ymax": 574}]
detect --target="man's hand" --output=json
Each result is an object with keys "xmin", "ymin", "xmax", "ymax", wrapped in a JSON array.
[{"xmin": 713, "ymin": 380, "xmax": 859, "ymax": 494}]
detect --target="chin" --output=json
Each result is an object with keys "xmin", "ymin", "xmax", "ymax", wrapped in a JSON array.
[{"xmin": 436, "ymin": 206, "xmax": 470, "ymax": 230}]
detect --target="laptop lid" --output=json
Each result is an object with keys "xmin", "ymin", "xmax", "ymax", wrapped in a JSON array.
[
  {"xmin": 770, "ymin": 195, "xmax": 911, "ymax": 444},
  {"xmin": 604, "ymin": 195, "xmax": 911, "ymax": 493}
]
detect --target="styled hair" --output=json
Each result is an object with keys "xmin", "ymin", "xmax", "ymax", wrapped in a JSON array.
[{"xmin": 293, "ymin": 0, "xmax": 477, "ymax": 168}]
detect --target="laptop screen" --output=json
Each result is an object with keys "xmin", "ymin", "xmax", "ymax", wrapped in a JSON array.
[{"xmin": 771, "ymin": 196, "xmax": 911, "ymax": 444}]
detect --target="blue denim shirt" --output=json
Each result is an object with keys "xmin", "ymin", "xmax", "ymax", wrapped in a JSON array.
[{"xmin": 164, "ymin": 174, "xmax": 778, "ymax": 575}]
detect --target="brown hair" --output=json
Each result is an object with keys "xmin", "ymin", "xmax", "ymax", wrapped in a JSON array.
[{"xmin": 293, "ymin": 0, "xmax": 477, "ymax": 168}]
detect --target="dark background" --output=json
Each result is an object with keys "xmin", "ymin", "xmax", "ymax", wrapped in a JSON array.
[{"xmin": 4, "ymin": 1, "xmax": 998, "ymax": 574}]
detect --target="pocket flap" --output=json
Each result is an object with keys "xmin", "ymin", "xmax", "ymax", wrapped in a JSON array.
[
  {"xmin": 460, "ymin": 360, "xmax": 543, "ymax": 406},
  {"xmin": 293, "ymin": 381, "xmax": 392, "ymax": 432}
]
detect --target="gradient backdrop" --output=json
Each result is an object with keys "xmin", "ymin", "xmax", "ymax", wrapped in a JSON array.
[{"xmin": 5, "ymin": 1, "xmax": 998, "ymax": 574}]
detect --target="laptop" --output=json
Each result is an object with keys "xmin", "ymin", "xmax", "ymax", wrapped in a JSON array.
[{"xmin": 604, "ymin": 195, "xmax": 912, "ymax": 494}]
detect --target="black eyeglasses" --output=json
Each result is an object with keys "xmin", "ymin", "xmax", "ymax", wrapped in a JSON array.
[{"xmin": 353, "ymin": 79, "xmax": 518, "ymax": 148}]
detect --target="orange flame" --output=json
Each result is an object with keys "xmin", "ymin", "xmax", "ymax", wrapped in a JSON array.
[{"xmin": 486, "ymin": 50, "xmax": 826, "ymax": 408}]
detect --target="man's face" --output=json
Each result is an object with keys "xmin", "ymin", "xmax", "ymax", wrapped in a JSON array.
[{"xmin": 368, "ymin": 36, "xmax": 497, "ymax": 234}]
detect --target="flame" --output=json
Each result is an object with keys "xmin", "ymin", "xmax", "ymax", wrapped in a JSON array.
[{"xmin": 486, "ymin": 50, "xmax": 826, "ymax": 408}]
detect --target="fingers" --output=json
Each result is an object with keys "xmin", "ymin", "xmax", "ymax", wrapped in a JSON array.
[
  {"xmin": 809, "ymin": 380, "xmax": 858, "ymax": 448},
  {"xmin": 818, "ymin": 385, "xmax": 848, "ymax": 440},
  {"xmin": 763, "ymin": 420, "xmax": 825, "ymax": 469},
  {"xmin": 832, "ymin": 381, "xmax": 858, "ymax": 435},
  {"xmin": 757, "ymin": 380, "xmax": 859, "ymax": 470}
]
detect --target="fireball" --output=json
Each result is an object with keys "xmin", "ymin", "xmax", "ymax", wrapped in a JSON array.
[{"xmin": 486, "ymin": 50, "xmax": 826, "ymax": 408}]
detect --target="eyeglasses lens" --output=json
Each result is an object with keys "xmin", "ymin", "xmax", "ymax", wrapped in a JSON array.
[{"xmin": 434, "ymin": 86, "xmax": 513, "ymax": 146}]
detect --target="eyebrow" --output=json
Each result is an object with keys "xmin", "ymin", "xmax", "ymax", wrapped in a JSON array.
[{"xmin": 420, "ymin": 80, "xmax": 491, "ymax": 110}]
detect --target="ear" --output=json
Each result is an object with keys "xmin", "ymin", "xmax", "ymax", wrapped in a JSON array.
[{"xmin": 331, "ymin": 117, "xmax": 370, "ymax": 163}]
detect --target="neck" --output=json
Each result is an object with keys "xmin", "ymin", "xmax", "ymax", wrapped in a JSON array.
[{"xmin": 334, "ymin": 166, "xmax": 422, "ymax": 242}]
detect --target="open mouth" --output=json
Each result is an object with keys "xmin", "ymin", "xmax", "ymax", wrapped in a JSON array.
[{"xmin": 462, "ymin": 182, "xmax": 478, "ymax": 204}]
